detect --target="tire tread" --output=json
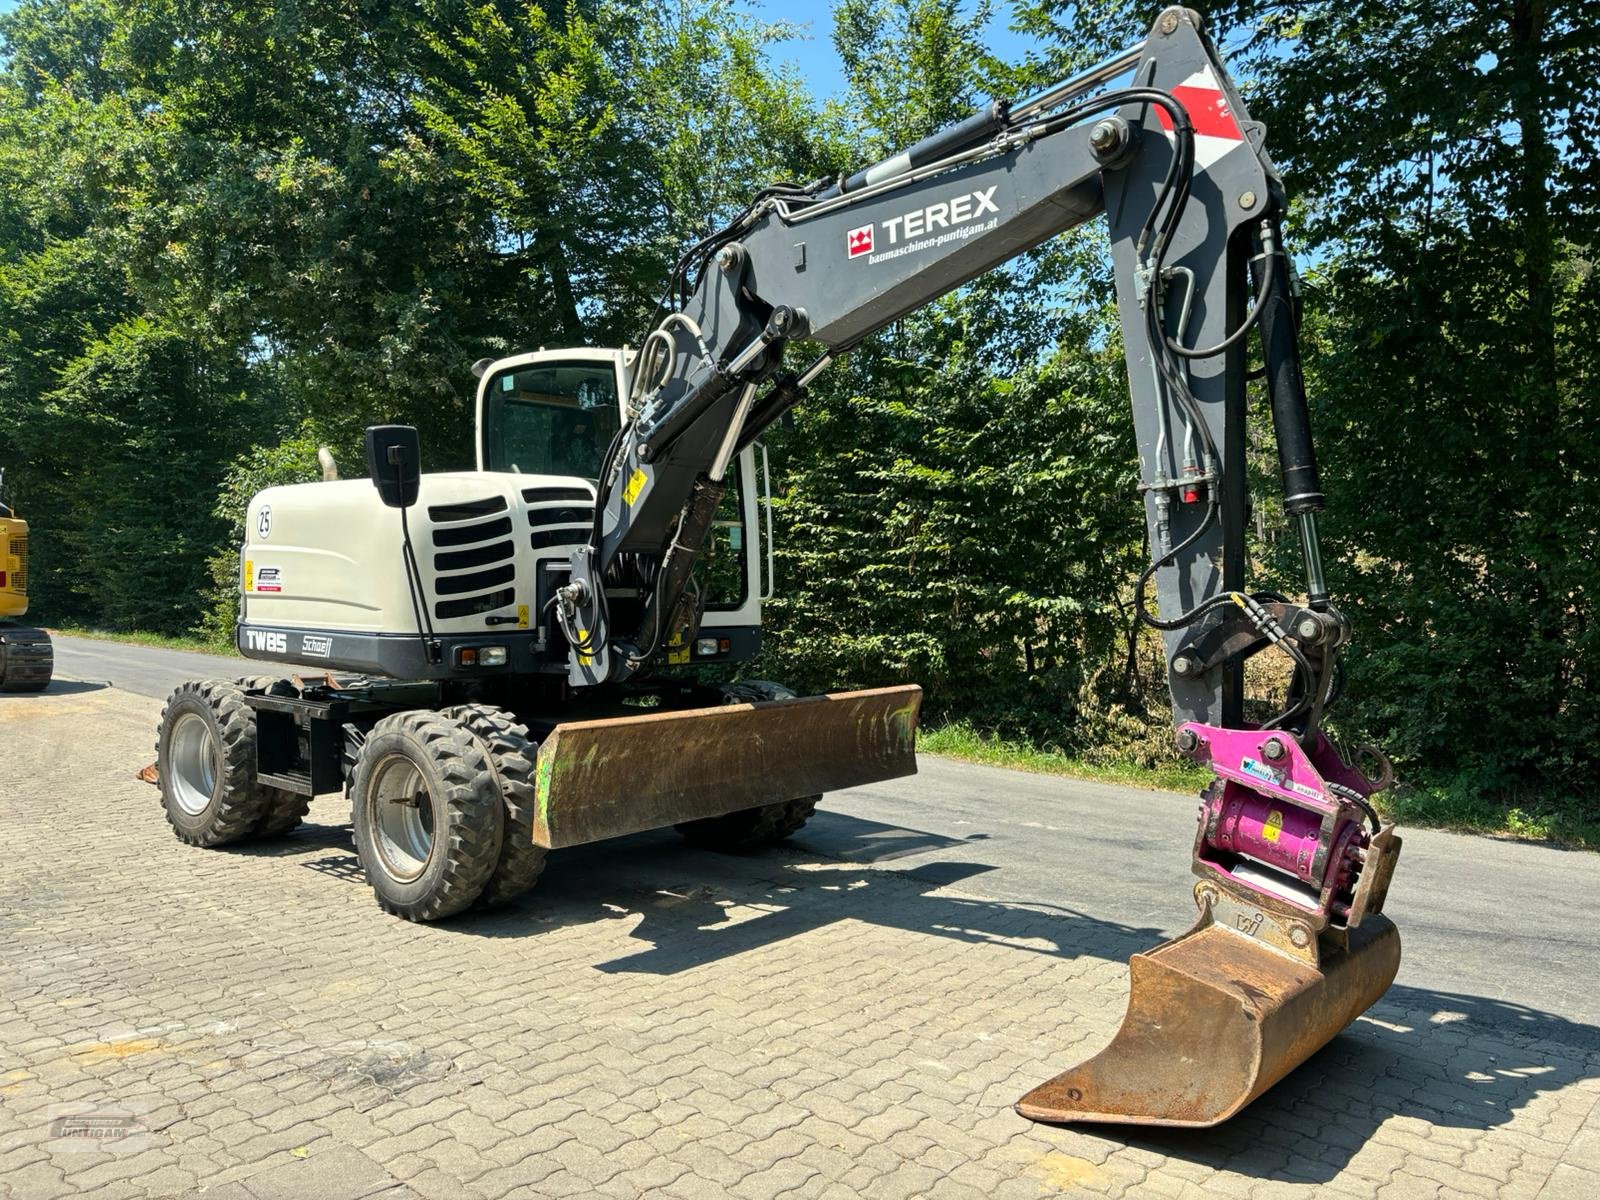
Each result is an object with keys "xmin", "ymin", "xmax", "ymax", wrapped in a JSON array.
[
  {"xmin": 352, "ymin": 710, "xmax": 502, "ymax": 922},
  {"xmin": 440, "ymin": 704, "xmax": 548, "ymax": 908},
  {"xmin": 155, "ymin": 679, "xmax": 276, "ymax": 847}
]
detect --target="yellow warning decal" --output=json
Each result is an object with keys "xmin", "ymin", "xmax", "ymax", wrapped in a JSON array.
[
  {"xmin": 1262, "ymin": 809, "xmax": 1284, "ymax": 843},
  {"xmin": 517, "ymin": 603, "xmax": 529, "ymax": 629},
  {"xmin": 665, "ymin": 629, "xmax": 689, "ymax": 665},
  {"xmin": 576, "ymin": 629, "xmax": 591, "ymax": 667},
  {"xmin": 243, "ymin": 559, "xmax": 254, "ymax": 592},
  {"xmin": 623, "ymin": 468, "xmax": 647, "ymax": 506}
]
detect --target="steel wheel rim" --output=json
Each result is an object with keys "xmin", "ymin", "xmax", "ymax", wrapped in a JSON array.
[
  {"xmin": 369, "ymin": 754, "xmax": 435, "ymax": 883},
  {"xmin": 169, "ymin": 711, "xmax": 221, "ymax": 816}
]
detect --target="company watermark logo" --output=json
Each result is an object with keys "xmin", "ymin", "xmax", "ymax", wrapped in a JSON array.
[{"xmin": 47, "ymin": 1104, "xmax": 150, "ymax": 1153}]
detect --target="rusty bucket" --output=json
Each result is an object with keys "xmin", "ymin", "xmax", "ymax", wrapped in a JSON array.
[
  {"xmin": 531, "ymin": 685, "xmax": 921, "ymax": 848},
  {"xmin": 1016, "ymin": 889, "xmax": 1401, "ymax": 1127}
]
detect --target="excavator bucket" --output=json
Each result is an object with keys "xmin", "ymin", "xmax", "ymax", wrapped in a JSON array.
[
  {"xmin": 1017, "ymin": 723, "xmax": 1404, "ymax": 1128},
  {"xmin": 1016, "ymin": 902, "xmax": 1400, "ymax": 1126},
  {"xmin": 531, "ymin": 684, "xmax": 921, "ymax": 848}
]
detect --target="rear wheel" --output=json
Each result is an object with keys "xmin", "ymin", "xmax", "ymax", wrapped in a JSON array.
[
  {"xmin": 0, "ymin": 625, "xmax": 52, "ymax": 693},
  {"xmin": 440, "ymin": 704, "xmax": 548, "ymax": 908},
  {"xmin": 155, "ymin": 679, "xmax": 276, "ymax": 846},
  {"xmin": 674, "ymin": 681, "xmax": 822, "ymax": 853},
  {"xmin": 350, "ymin": 711, "xmax": 503, "ymax": 921}
]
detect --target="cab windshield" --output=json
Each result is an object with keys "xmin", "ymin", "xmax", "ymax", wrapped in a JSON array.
[{"xmin": 481, "ymin": 360, "xmax": 621, "ymax": 479}]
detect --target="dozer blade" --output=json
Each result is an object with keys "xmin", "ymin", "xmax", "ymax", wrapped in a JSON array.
[
  {"xmin": 531, "ymin": 684, "xmax": 921, "ymax": 848},
  {"xmin": 1016, "ymin": 910, "xmax": 1400, "ymax": 1127}
]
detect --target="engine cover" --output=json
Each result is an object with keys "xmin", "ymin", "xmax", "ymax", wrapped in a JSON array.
[{"xmin": 237, "ymin": 470, "xmax": 596, "ymax": 676}]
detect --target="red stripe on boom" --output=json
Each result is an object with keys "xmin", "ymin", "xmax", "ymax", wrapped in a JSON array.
[{"xmin": 1153, "ymin": 84, "xmax": 1244, "ymax": 142}]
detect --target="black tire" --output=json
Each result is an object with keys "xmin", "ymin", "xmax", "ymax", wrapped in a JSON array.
[
  {"xmin": 233, "ymin": 677, "xmax": 312, "ymax": 837},
  {"xmin": 441, "ymin": 704, "xmax": 548, "ymax": 908},
  {"xmin": 0, "ymin": 626, "xmax": 52, "ymax": 693},
  {"xmin": 155, "ymin": 679, "xmax": 278, "ymax": 846},
  {"xmin": 349, "ymin": 710, "xmax": 504, "ymax": 921},
  {"xmin": 674, "ymin": 681, "xmax": 822, "ymax": 853}
]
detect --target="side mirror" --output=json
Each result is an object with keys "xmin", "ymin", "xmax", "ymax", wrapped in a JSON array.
[{"xmin": 365, "ymin": 425, "xmax": 421, "ymax": 508}]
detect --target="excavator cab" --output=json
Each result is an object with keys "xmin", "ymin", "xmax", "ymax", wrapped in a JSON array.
[{"xmin": 475, "ymin": 352, "xmax": 624, "ymax": 480}]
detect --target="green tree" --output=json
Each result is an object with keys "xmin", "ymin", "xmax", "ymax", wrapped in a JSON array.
[
  {"xmin": 38, "ymin": 318, "xmax": 260, "ymax": 632},
  {"xmin": 0, "ymin": 0, "xmax": 831, "ymax": 636},
  {"xmin": 1204, "ymin": 0, "xmax": 1599, "ymax": 811},
  {"xmin": 758, "ymin": 0, "xmax": 1148, "ymax": 741}
]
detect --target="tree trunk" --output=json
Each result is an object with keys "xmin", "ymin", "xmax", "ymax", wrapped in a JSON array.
[
  {"xmin": 1507, "ymin": 0, "xmax": 1568, "ymax": 725},
  {"xmin": 536, "ymin": 231, "xmax": 585, "ymax": 345}
]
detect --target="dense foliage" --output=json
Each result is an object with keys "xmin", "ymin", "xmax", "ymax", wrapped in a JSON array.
[{"xmin": 0, "ymin": 0, "xmax": 1593, "ymax": 830}]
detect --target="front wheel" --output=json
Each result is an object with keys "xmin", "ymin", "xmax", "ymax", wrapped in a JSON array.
[
  {"xmin": 349, "ymin": 711, "xmax": 504, "ymax": 921},
  {"xmin": 674, "ymin": 681, "xmax": 822, "ymax": 853}
]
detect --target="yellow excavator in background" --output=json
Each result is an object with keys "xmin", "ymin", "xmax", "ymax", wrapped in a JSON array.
[{"xmin": 0, "ymin": 468, "xmax": 54, "ymax": 692}]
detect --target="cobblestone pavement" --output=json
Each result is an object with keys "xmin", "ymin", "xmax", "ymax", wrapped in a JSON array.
[{"xmin": 3, "ymin": 684, "xmax": 1598, "ymax": 1199}]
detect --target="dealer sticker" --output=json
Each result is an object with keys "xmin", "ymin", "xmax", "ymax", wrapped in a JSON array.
[
  {"xmin": 1240, "ymin": 756, "xmax": 1282, "ymax": 786},
  {"xmin": 254, "ymin": 566, "xmax": 284, "ymax": 593}
]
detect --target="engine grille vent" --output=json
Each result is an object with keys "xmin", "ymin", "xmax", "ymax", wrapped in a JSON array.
[
  {"xmin": 428, "ymin": 507, "xmax": 517, "ymax": 621},
  {"xmin": 436, "ymin": 589, "xmax": 516, "ymax": 621},
  {"xmin": 428, "ymin": 495, "xmax": 508, "ymax": 522},
  {"xmin": 523, "ymin": 486, "xmax": 594, "ymax": 555},
  {"xmin": 434, "ymin": 563, "xmax": 515, "ymax": 596},
  {"xmin": 521, "ymin": 486, "xmax": 592, "ymax": 504},
  {"xmin": 432, "ymin": 515, "xmax": 513, "ymax": 548},
  {"xmin": 9, "ymin": 536, "xmax": 26, "ymax": 593},
  {"xmin": 434, "ymin": 540, "xmax": 515, "ymax": 572}
]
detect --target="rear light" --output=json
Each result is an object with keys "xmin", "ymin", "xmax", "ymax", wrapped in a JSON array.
[
  {"xmin": 454, "ymin": 645, "xmax": 507, "ymax": 668},
  {"xmin": 0, "ymin": 570, "xmax": 7, "ymax": 588},
  {"xmin": 695, "ymin": 637, "xmax": 732, "ymax": 657}
]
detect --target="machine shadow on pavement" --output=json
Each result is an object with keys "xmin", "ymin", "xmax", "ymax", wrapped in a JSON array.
[
  {"xmin": 222, "ymin": 807, "xmax": 1599, "ymax": 1182},
  {"xmin": 249, "ymin": 808, "xmax": 1166, "ymax": 970},
  {"xmin": 0, "ymin": 677, "xmax": 106, "ymax": 697}
]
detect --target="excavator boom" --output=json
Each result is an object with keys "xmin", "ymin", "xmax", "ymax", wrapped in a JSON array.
[{"xmin": 537, "ymin": 5, "xmax": 1405, "ymax": 1127}]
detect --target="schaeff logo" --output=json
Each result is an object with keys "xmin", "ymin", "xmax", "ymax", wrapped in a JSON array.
[{"xmin": 847, "ymin": 186, "xmax": 999, "ymax": 261}]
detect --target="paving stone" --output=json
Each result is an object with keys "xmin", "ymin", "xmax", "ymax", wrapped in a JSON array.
[
  {"xmin": 3, "ymin": 686, "xmax": 1599, "ymax": 1200},
  {"xmin": 1541, "ymin": 1162, "xmax": 1600, "ymax": 1200},
  {"xmin": 233, "ymin": 1145, "xmax": 402, "ymax": 1200}
]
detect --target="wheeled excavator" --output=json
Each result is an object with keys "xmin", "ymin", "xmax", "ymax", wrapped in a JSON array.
[
  {"xmin": 152, "ymin": 7, "xmax": 1403, "ymax": 1127},
  {"xmin": 0, "ymin": 468, "xmax": 54, "ymax": 692}
]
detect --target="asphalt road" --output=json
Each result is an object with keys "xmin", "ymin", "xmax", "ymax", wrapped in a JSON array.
[{"xmin": 46, "ymin": 631, "xmax": 1600, "ymax": 1032}]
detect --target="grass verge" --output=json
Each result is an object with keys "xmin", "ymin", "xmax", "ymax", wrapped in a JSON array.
[
  {"xmin": 1380, "ymin": 785, "xmax": 1599, "ymax": 851},
  {"xmin": 918, "ymin": 720, "xmax": 1210, "ymax": 794},
  {"xmin": 48, "ymin": 625, "xmax": 238, "ymax": 658},
  {"xmin": 921, "ymin": 720, "xmax": 1599, "ymax": 850}
]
